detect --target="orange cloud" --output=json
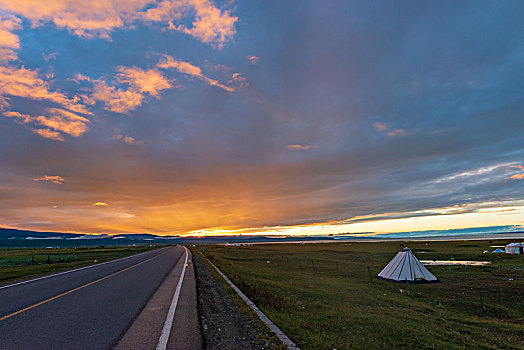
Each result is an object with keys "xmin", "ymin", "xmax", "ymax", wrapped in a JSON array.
[
  {"xmin": 141, "ymin": 0, "xmax": 184, "ymax": 22},
  {"xmin": 247, "ymin": 55, "xmax": 259, "ymax": 64},
  {"xmin": 158, "ymin": 56, "xmax": 204, "ymax": 76},
  {"xmin": 116, "ymin": 66, "xmax": 171, "ymax": 96},
  {"xmin": 373, "ymin": 122, "xmax": 388, "ymax": 132},
  {"xmin": 387, "ymin": 129, "xmax": 406, "ymax": 137},
  {"xmin": 0, "ymin": 65, "xmax": 90, "ymax": 114},
  {"xmin": 509, "ymin": 165, "xmax": 524, "ymax": 180},
  {"xmin": 4, "ymin": 108, "xmax": 90, "ymax": 139},
  {"xmin": 0, "ymin": 0, "xmax": 148, "ymax": 39},
  {"xmin": 33, "ymin": 128, "xmax": 64, "ymax": 141},
  {"xmin": 373, "ymin": 122, "xmax": 406, "ymax": 137},
  {"xmin": 206, "ymin": 78, "xmax": 234, "ymax": 92},
  {"xmin": 0, "ymin": 14, "xmax": 21, "ymax": 62},
  {"xmin": 89, "ymin": 66, "xmax": 171, "ymax": 113},
  {"xmin": 38, "ymin": 108, "xmax": 90, "ymax": 137},
  {"xmin": 170, "ymin": 0, "xmax": 237, "ymax": 48},
  {"xmin": 113, "ymin": 133, "xmax": 145, "ymax": 146},
  {"xmin": 92, "ymin": 81, "xmax": 144, "ymax": 113},
  {"xmin": 228, "ymin": 72, "xmax": 247, "ymax": 90},
  {"xmin": 157, "ymin": 55, "xmax": 234, "ymax": 92},
  {"xmin": 287, "ymin": 144, "xmax": 312, "ymax": 151},
  {"xmin": 34, "ymin": 175, "xmax": 64, "ymax": 184},
  {"xmin": 0, "ymin": 0, "xmax": 236, "ymax": 46},
  {"xmin": 3, "ymin": 111, "xmax": 30, "ymax": 122},
  {"xmin": 0, "ymin": 15, "xmax": 91, "ymax": 135}
]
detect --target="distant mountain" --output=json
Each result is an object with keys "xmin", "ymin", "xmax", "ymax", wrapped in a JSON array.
[
  {"xmin": 0, "ymin": 228, "xmax": 80, "ymax": 239},
  {"xmin": 115, "ymin": 234, "xmax": 166, "ymax": 239},
  {"xmin": 0, "ymin": 227, "xmax": 334, "ymax": 245},
  {"xmin": 0, "ymin": 228, "xmax": 170, "ymax": 241},
  {"xmin": 2, "ymin": 225, "xmax": 521, "ymax": 247}
]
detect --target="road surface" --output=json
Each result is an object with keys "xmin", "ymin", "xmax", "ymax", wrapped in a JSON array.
[{"xmin": 0, "ymin": 246, "xmax": 202, "ymax": 350}]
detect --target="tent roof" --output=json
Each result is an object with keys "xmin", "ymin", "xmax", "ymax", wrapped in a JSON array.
[{"xmin": 377, "ymin": 247, "xmax": 438, "ymax": 283}]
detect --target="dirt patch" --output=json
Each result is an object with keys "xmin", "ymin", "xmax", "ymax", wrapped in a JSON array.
[{"xmin": 192, "ymin": 250, "xmax": 286, "ymax": 350}]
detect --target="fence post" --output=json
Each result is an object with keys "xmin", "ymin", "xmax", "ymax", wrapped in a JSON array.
[
  {"xmin": 478, "ymin": 290, "xmax": 488, "ymax": 319},
  {"xmin": 405, "ymin": 279, "xmax": 414, "ymax": 299}
]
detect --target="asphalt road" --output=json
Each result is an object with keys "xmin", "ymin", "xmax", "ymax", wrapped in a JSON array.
[{"xmin": 0, "ymin": 246, "xmax": 194, "ymax": 350}]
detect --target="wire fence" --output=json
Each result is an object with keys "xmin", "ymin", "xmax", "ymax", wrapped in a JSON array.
[{"xmin": 0, "ymin": 254, "xmax": 78, "ymax": 267}]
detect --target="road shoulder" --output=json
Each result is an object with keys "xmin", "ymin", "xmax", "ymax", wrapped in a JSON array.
[
  {"xmin": 115, "ymin": 246, "xmax": 202, "ymax": 350},
  {"xmin": 192, "ymin": 249, "xmax": 286, "ymax": 350}
]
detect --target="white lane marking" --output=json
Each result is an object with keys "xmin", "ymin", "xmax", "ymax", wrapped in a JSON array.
[
  {"xmin": 156, "ymin": 246, "xmax": 189, "ymax": 350},
  {"xmin": 0, "ymin": 247, "xmax": 166, "ymax": 290}
]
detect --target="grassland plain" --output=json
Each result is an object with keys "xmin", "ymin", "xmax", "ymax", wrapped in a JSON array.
[
  {"xmin": 198, "ymin": 240, "xmax": 524, "ymax": 350},
  {"xmin": 0, "ymin": 245, "xmax": 159, "ymax": 284}
]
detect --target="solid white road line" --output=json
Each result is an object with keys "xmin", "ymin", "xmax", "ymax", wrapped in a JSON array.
[
  {"xmin": 0, "ymin": 247, "xmax": 165, "ymax": 290},
  {"xmin": 156, "ymin": 246, "xmax": 189, "ymax": 350}
]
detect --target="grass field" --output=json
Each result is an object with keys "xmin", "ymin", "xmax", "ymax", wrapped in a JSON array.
[
  {"xmin": 0, "ymin": 245, "xmax": 159, "ymax": 284},
  {"xmin": 198, "ymin": 240, "xmax": 524, "ymax": 349}
]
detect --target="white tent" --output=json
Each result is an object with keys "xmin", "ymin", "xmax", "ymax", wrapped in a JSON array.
[
  {"xmin": 377, "ymin": 247, "xmax": 438, "ymax": 283},
  {"xmin": 505, "ymin": 243, "xmax": 524, "ymax": 254}
]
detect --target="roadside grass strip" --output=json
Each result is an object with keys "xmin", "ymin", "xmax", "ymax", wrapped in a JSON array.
[{"xmin": 200, "ymin": 251, "xmax": 300, "ymax": 350}]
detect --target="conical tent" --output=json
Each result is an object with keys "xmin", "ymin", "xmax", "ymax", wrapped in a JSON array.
[{"xmin": 377, "ymin": 247, "xmax": 438, "ymax": 283}]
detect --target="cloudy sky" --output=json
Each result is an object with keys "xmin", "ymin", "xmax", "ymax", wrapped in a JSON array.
[{"xmin": 1, "ymin": 0, "xmax": 523, "ymax": 236}]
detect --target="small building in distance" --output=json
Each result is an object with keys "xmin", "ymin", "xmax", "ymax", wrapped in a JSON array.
[{"xmin": 505, "ymin": 242, "xmax": 524, "ymax": 255}]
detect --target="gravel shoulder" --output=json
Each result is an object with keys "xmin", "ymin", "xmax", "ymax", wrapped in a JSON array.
[{"xmin": 191, "ymin": 249, "xmax": 287, "ymax": 350}]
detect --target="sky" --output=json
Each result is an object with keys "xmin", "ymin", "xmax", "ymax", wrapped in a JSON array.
[{"xmin": 0, "ymin": 0, "xmax": 523, "ymax": 237}]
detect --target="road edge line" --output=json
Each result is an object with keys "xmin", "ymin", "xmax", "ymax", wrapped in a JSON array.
[
  {"xmin": 156, "ymin": 246, "xmax": 189, "ymax": 350},
  {"xmin": 200, "ymin": 251, "xmax": 299, "ymax": 350},
  {"xmin": 0, "ymin": 247, "xmax": 165, "ymax": 290}
]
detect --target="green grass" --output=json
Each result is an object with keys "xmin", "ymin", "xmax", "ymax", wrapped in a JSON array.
[
  {"xmin": 198, "ymin": 240, "xmax": 524, "ymax": 349},
  {"xmin": 0, "ymin": 245, "xmax": 160, "ymax": 284}
]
